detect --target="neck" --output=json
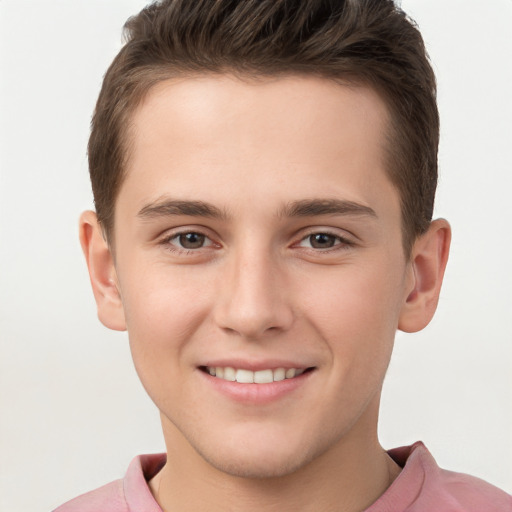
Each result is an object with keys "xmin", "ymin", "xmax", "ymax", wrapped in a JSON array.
[{"xmin": 150, "ymin": 399, "xmax": 401, "ymax": 512}]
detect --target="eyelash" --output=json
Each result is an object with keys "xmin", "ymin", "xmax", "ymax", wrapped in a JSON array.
[
  {"xmin": 296, "ymin": 231, "xmax": 354, "ymax": 251},
  {"xmin": 158, "ymin": 228, "xmax": 355, "ymax": 256},
  {"xmin": 159, "ymin": 230, "xmax": 216, "ymax": 254}
]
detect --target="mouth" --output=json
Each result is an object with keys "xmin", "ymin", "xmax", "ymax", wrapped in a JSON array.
[{"xmin": 199, "ymin": 366, "xmax": 315, "ymax": 384}]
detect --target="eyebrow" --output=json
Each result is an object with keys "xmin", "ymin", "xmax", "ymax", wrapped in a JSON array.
[
  {"xmin": 279, "ymin": 199, "xmax": 377, "ymax": 219},
  {"xmin": 137, "ymin": 197, "xmax": 377, "ymax": 221},
  {"xmin": 138, "ymin": 199, "xmax": 228, "ymax": 220}
]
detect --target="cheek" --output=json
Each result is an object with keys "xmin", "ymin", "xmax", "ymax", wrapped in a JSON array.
[
  {"xmin": 118, "ymin": 262, "xmax": 215, "ymax": 372},
  {"xmin": 120, "ymin": 253, "xmax": 210, "ymax": 324},
  {"xmin": 289, "ymin": 261, "xmax": 405, "ymax": 432},
  {"xmin": 299, "ymin": 261, "xmax": 404, "ymax": 366},
  {"xmin": 119, "ymin": 269, "xmax": 216, "ymax": 412}
]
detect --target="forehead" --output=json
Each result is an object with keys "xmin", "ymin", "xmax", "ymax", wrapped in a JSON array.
[
  {"xmin": 128, "ymin": 74, "xmax": 390, "ymax": 159},
  {"xmin": 119, "ymin": 74, "xmax": 398, "ymax": 223}
]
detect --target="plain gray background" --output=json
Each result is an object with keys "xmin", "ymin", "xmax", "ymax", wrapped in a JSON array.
[{"xmin": 1, "ymin": 1, "xmax": 511, "ymax": 510}]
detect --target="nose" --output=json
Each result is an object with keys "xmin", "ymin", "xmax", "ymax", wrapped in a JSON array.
[{"xmin": 214, "ymin": 247, "xmax": 294, "ymax": 340}]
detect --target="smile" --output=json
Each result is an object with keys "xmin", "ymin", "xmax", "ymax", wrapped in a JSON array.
[{"xmin": 202, "ymin": 366, "xmax": 310, "ymax": 384}]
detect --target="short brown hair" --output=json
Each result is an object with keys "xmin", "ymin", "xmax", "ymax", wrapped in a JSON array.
[{"xmin": 89, "ymin": 0, "xmax": 438, "ymax": 254}]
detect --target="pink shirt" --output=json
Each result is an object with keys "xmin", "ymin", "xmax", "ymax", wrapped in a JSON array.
[{"xmin": 54, "ymin": 442, "xmax": 512, "ymax": 511}]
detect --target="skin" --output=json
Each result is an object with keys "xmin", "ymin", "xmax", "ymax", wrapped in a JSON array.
[{"xmin": 80, "ymin": 75, "xmax": 451, "ymax": 512}]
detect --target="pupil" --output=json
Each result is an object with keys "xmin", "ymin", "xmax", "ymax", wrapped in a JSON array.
[
  {"xmin": 179, "ymin": 233, "xmax": 205, "ymax": 249},
  {"xmin": 310, "ymin": 233, "xmax": 335, "ymax": 248}
]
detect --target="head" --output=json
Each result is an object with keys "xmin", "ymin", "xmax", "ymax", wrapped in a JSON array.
[
  {"xmin": 80, "ymin": 0, "xmax": 450, "ymax": 481},
  {"xmin": 89, "ymin": 0, "xmax": 439, "ymax": 256}
]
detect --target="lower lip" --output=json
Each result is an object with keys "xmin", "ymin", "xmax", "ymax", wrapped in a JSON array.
[{"xmin": 198, "ymin": 369, "xmax": 314, "ymax": 404}]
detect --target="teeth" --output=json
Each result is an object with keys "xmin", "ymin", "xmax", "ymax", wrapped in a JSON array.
[
  {"xmin": 254, "ymin": 369, "xmax": 273, "ymax": 384},
  {"xmin": 236, "ymin": 369, "xmax": 254, "ymax": 383},
  {"xmin": 285, "ymin": 368, "xmax": 296, "ymax": 379},
  {"xmin": 205, "ymin": 366, "xmax": 307, "ymax": 383},
  {"xmin": 224, "ymin": 367, "xmax": 236, "ymax": 381},
  {"xmin": 273, "ymin": 368, "xmax": 285, "ymax": 381}
]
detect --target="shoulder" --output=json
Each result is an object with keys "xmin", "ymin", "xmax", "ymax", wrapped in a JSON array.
[
  {"xmin": 435, "ymin": 468, "xmax": 512, "ymax": 511},
  {"xmin": 383, "ymin": 442, "xmax": 512, "ymax": 512},
  {"xmin": 52, "ymin": 453, "xmax": 166, "ymax": 512},
  {"xmin": 52, "ymin": 479, "xmax": 127, "ymax": 512}
]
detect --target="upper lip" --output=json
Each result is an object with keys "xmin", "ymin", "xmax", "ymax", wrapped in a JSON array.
[{"xmin": 199, "ymin": 359, "xmax": 314, "ymax": 371}]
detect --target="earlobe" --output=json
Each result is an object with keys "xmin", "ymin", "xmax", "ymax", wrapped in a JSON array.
[
  {"xmin": 398, "ymin": 219, "xmax": 451, "ymax": 333},
  {"xmin": 79, "ymin": 211, "xmax": 127, "ymax": 331}
]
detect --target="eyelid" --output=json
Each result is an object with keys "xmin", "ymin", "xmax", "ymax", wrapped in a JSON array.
[
  {"xmin": 171, "ymin": 232, "xmax": 214, "ymax": 247},
  {"xmin": 156, "ymin": 225, "xmax": 356, "ymax": 252},
  {"xmin": 158, "ymin": 226, "xmax": 220, "ymax": 251},
  {"xmin": 294, "ymin": 228, "xmax": 356, "ymax": 250}
]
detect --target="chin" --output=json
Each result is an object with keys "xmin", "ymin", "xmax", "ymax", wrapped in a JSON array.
[
  {"xmin": 199, "ymin": 449, "xmax": 313, "ymax": 479},
  {"xmin": 191, "ymin": 430, "xmax": 330, "ymax": 480}
]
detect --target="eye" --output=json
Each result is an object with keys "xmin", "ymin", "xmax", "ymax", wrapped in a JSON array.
[
  {"xmin": 308, "ymin": 233, "xmax": 337, "ymax": 249},
  {"xmin": 163, "ymin": 231, "xmax": 215, "ymax": 251},
  {"xmin": 176, "ymin": 232, "xmax": 207, "ymax": 249},
  {"xmin": 297, "ymin": 232, "xmax": 351, "ymax": 250}
]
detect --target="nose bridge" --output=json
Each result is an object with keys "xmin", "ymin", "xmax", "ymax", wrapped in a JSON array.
[{"xmin": 215, "ymin": 238, "xmax": 292, "ymax": 338}]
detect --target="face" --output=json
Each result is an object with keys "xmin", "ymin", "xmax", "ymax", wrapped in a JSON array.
[{"xmin": 110, "ymin": 75, "xmax": 415, "ymax": 478}]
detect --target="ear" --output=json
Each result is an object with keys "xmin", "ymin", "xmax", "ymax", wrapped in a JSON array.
[
  {"xmin": 79, "ymin": 211, "xmax": 126, "ymax": 331},
  {"xmin": 398, "ymin": 219, "xmax": 451, "ymax": 333}
]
